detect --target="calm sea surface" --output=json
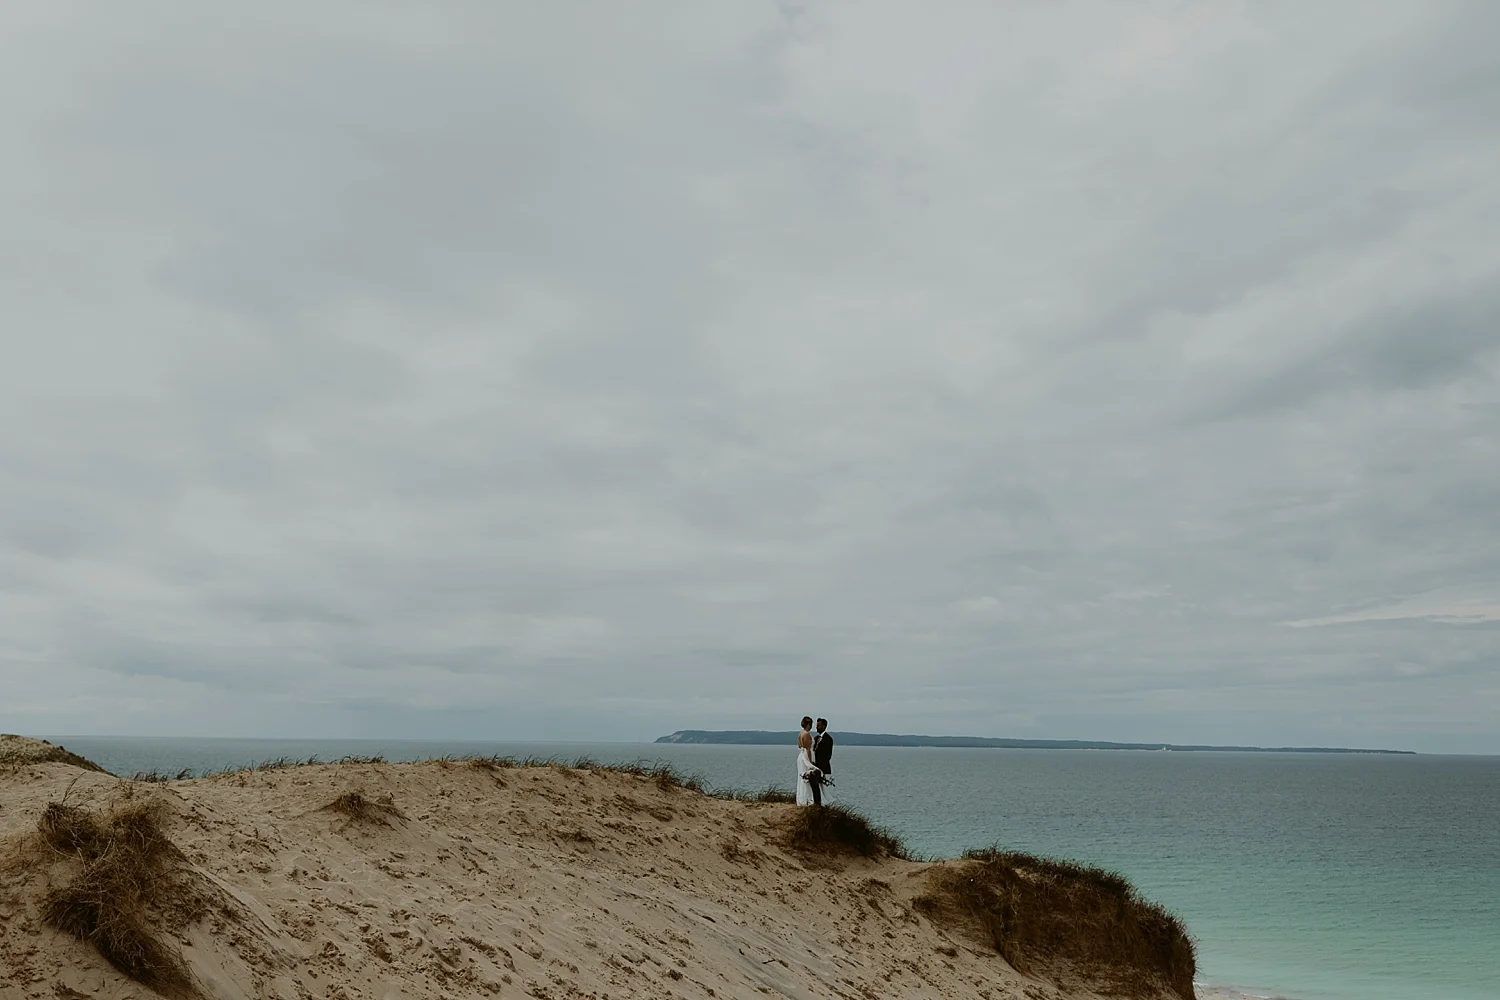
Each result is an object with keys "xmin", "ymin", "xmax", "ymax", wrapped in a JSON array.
[{"xmin": 37, "ymin": 736, "xmax": 1500, "ymax": 1000}]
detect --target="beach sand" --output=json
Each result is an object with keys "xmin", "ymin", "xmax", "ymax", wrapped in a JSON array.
[{"xmin": 1, "ymin": 739, "xmax": 1190, "ymax": 1000}]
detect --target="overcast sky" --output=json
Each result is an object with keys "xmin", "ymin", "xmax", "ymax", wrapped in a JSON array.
[{"xmin": 2, "ymin": 2, "xmax": 1497, "ymax": 753}]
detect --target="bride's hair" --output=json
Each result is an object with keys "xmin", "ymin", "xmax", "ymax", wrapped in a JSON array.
[{"xmin": 800, "ymin": 716, "xmax": 813, "ymax": 729}]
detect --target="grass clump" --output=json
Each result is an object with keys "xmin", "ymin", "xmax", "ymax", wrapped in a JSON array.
[
  {"xmin": 555, "ymin": 757, "xmax": 790, "ymax": 802},
  {"xmin": 781, "ymin": 803, "xmax": 910, "ymax": 859},
  {"xmin": 650, "ymin": 761, "xmax": 705, "ymax": 794},
  {"xmin": 334, "ymin": 754, "xmax": 386, "ymax": 766},
  {"xmin": 915, "ymin": 848, "xmax": 1196, "ymax": 1000},
  {"xmin": 21, "ymin": 800, "xmax": 201, "ymax": 998},
  {"xmin": 129, "ymin": 769, "xmax": 193, "ymax": 783},
  {"xmin": 716, "ymin": 784, "xmax": 798, "ymax": 805},
  {"xmin": 320, "ymin": 791, "xmax": 406, "ymax": 827},
  {"xmin": 463, "ymin": 754, "xmax": 518, "ymax": 771}
]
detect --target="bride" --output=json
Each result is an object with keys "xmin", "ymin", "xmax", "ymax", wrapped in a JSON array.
[{"xmin": 795, "ymin": 716, "xmax": 820, "ymax": 806}]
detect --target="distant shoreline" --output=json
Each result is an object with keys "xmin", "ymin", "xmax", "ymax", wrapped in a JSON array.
[{"xmin": 655, "ymin": 730, "xmax": 1417, "ymax": 754}]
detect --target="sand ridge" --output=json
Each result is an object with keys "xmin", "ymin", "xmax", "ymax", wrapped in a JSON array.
[
  {"xmin": 0, "ymin": 736, "xmax": 107, "ymax": 773},
  {"xmin": 1, "ymin": 748, "xmax": 1174, "ymax": 1000}
]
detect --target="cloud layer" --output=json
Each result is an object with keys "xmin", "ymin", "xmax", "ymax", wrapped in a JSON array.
[{"xmin": 3, "ymin": 2, "xmax": 1497, "ymax": 751}]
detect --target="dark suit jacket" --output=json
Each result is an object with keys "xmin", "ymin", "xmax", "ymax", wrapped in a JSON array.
[{"xmin": 812, "ymin": 731, "xmax": 834, "ymax": 775}]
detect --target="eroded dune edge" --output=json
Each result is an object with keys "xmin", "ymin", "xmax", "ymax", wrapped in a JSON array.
[{"xmin": 0, "ymin": 736, "xmax": 1195, "ymax": 1000}]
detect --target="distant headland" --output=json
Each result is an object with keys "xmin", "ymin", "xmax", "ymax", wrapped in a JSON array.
[{"xmin": 655, "ymin": 730, "xmax": 1416, "ymax": 754}]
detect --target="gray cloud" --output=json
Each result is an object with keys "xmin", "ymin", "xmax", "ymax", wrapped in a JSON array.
[{"xmin": 2, "ymin": 1, "xmax": 1497, "ymax": 752}]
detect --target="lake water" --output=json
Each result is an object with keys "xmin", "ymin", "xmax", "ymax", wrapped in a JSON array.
[{"xmin": 36, "ymin": 736, "xmax": 1500, "ymax": 1000}]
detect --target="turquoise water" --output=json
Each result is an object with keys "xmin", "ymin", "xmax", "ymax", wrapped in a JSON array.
[{"xmin": 39, "ymin": 737, "xmax": 1500, "ymax": 1000}]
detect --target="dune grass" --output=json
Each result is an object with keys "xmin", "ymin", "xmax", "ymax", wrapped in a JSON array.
[
  {"xmin": 781, "ymin": 802, "xmax": 911, "ymax": 859},
  {"xmin": 914, "ymin": 847, "xmax": 1196, "ymax": 1000},
  {"xmin": 319, "ymin": 791, "xmax": 406, "ymax": 827},
  {"xmin": 128, "ymin": 769, "xmax": 194, "ymax": 783},
  {"xmin": 19, "ymin": 799, "xmax": 202, "ymax": 999},
  {"xmin": 715, "ymin": 784, "xmax": 798, "ymax": 804}
]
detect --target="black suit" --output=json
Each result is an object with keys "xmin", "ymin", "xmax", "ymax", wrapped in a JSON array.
[{"xmin": 812, "ymin": 731, "xmax": 834, "ymax": 779}]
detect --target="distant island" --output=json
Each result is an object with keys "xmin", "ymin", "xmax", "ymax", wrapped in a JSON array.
[{"xmin": 655, "ymin": 730, "xmax": 1416, "ymax": 754}]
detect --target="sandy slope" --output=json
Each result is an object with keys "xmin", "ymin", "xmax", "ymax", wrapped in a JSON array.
[
  {"xmin": 1, "ymin": 747, "xmax": 1170, "ymax": 1000},
  {"xmin": 0, "ymin": 736, "xmax": 106, "ymax": 773}
]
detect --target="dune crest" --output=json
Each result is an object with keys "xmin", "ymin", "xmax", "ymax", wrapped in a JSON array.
[
  {"xmin": 1, "ymin": 740, "xmax": 1193, "ymax": 1000},
  {"xmin": 0, "ymin": 735, "xmax": 108, "ymax": 773}
]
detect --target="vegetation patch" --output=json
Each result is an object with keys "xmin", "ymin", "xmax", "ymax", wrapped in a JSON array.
[
  {"xmin": 914, "ymin": 848, "xmax": 1196, "ymax": 1000},
  {"xmin": 12, "ymin": 799, "xmax": 203, "ymax": 998},
  {"xmin": 719, "ymin": 836, "xmax": 770, "ymax": 866},
  {"xmin": 464, "ymin": 755, "xmax": 518, "ymax": 771},
  {"xmin": 129, "ymin": 769, "xmax": 194, "ymax": 783},
  {"xmin": 781, "ymin": 803, "xmax": 910, "ymax": 859},
  {"xmin": 715, "ymin": 784, "xmax": 797, "ymax": 804},
  {"xmin": 320, "ymin": 791, "xmax": 407, "ymax": 828}
]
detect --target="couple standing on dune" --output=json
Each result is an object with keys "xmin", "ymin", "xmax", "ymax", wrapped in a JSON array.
[{"xmin": 795, "ymin": 716, "xmax": 834, "ymax": 807}]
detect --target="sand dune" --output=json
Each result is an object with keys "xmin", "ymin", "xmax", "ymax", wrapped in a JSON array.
[{"xmin": 1, "ymin": 738, "xmax": 1193, "ymax": 1000}]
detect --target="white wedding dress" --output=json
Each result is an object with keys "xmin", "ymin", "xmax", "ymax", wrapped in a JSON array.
[{"xmin": 795, "ymin": 746, "xmax": 818, "ymax": 806}]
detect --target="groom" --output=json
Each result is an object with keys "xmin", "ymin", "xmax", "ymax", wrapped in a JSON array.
[{"xmin": 811, "ymin": 718, "xmax": 834, "ymax": 803}]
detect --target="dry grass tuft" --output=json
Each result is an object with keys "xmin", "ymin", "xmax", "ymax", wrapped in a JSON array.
[
  {"xmin": 914, "ymin": 848, "xmax": 1196, "ymax": 1000},
  {"xmin": 320, "ymin": 791, "xmax": 406, "ymax": 827},
  {"xmin": 20, "ymin": 799, "xmax": 202, "ymax": 998},
  {"xmin": 655, "ymin": 765, "xmax": 704, "ymax": 793},
  {"xmin": 129, "ymin": 769, "xmax": 193, "ymax": 783},
  {"xmin": 583, "ymin": 758, "xmax": 709, "ymax": 793},
  {"xmin": 719, "ymin": 836, "xmax": 770, "ymax": 866},
  {"xmin": 463, "ymin": 754, "xmax": 517, "ymax": 771},
  {"xmin": 781, "ymin": 804, "xmax": 910, "ymax": 859},
  {"xmin": 715, "ymin": 784, "xmax": 798, "ymax": 804}
]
